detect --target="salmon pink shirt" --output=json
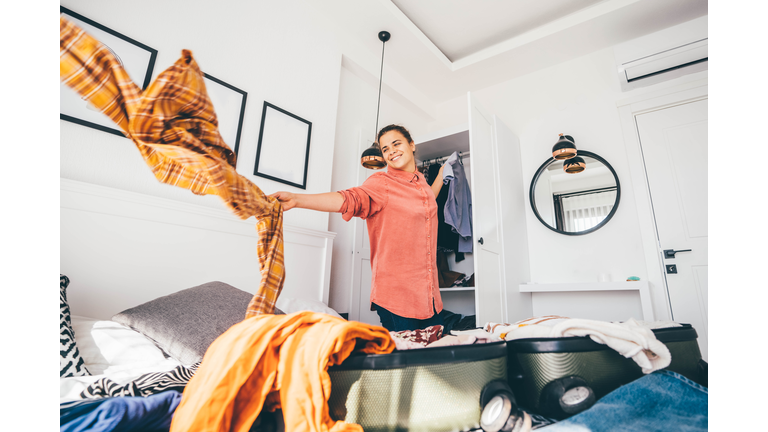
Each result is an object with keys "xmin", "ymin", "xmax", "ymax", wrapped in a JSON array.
[{"xmin": 338, "ymin": 166, "xmax": 443, "ymax": 320}]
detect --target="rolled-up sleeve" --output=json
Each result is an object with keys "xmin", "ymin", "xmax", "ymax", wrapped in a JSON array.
[{"xmin": 338, "ymin": 174, "xmax": 388, "ymax": 221}]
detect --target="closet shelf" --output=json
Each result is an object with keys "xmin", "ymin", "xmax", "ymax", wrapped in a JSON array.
[
  {"xmin": 415, "ymin": 124, "xmax": 469, "ymax": 161},
  {"xmin": 440, "ymin": 287, "xmax": 475, "ymax": 292}
]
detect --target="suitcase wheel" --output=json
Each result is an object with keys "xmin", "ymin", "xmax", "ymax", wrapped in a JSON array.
[
  {"xmin": 480, "ymin": 380, "xmax": 522, "ymax": 432},
  {"xmin": 539, "ymin": 375, "xmax": 596, "ymax": 420}
]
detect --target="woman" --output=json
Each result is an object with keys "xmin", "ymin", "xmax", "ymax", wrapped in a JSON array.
[{"xmin": 270, "ymin": 125, "xmax": 445, "ymax": 332}]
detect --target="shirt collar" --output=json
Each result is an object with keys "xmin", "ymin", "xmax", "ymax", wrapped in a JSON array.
[{"xmin": 387, "ymin": 165, "xmax": 420, "ymax": 182}]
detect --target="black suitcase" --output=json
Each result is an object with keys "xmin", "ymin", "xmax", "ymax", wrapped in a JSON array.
[
  {"xmin": 505, "ymin": 323, "xmax": 707, "ymax": 420},
  {"xmin": 327, "ymin": 341, "xmax": 512, "ymax": 432}
]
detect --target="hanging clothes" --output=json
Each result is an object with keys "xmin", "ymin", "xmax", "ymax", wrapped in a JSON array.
[
  {"xmin": 59, "ymin": 17, "xmax": 283, "ymax": 318},
  {"xmin": 427, "ymin": 163, "xmax": 465, "ymax": 262},
  {"xmin": 420, "ymin": 163, "xmax": 430, "ymax": 185},
  {"xmin": 443, "ymin": 152, "xmax": 473, "ymax": 253}
]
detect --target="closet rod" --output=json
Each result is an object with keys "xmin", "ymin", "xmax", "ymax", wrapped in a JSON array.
[{"xmin": 420, "ymin": 151, "xmax": 470, "ymax": 165}]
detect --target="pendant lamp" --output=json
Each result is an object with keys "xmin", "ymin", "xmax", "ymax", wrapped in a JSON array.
[
  {"xmin": 552, "ymin": 134, "xmax": 577, "ymax": 160},
  {"xmin": 563, "ymin": 155, "xmax": 586, "ymax": 174},
  {"xmin": 360, "ymin": 31, "xmax": 391, "ymax": 170}
]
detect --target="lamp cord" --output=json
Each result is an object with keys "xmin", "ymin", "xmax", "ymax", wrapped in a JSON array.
[{"xmin": 374, "ymin": 39, "xmax": 386, "ymax": 145}]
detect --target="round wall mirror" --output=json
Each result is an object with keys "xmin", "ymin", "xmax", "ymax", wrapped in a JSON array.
[{"xmin": 529, "ymin": 150, "xmax": 620, "ymax": 235}]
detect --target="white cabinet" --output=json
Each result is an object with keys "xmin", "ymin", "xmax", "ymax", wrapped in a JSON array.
[{"xmin": 413, "ymin": 93, "xmax": 532, "ymax": 326}]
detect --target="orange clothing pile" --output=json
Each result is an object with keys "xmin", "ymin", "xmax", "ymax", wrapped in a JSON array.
[
  {"xmin": 169, "ymin": 312, "xmax": 395, "ymax": 432},
  {"xmin": 59, "ymin": 17, "xmax": 283, "ymax": 317}
]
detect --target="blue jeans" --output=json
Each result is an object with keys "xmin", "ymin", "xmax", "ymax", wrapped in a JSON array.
[
  {"xmin": 374, "ymin": 302, "xmax": 444, "ymax": 332},
  {"xmin": 537, "ymin": 370, "xmax": 708, "ymax": 431}
]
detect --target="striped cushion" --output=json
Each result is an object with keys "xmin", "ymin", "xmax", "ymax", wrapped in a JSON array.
[
  {"xmin": 80, "ymin": 362, "xmax": 200, "ymax": 399},
  {"xmin": 60, "ymin": 275, "xmax": 90, "ymax": 378}
]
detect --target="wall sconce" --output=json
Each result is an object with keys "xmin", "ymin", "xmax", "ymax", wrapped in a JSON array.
[
  {"xmin": 552, "ymin": 134, "xmax": 577, "ymax": 160},
  {"xmin": 360, "ymin": 31, "xmax": 391, "ymax": 170}
]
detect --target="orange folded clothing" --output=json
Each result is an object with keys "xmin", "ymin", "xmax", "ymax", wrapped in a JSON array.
[{"xmin": 169, "ymin": 311, "xmax": 395, "ymax": 432}]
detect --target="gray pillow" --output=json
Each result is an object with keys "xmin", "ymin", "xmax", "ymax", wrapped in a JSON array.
[{"xmin": 112, "ymin": 281, "xmax": 284, "ymax": 364}]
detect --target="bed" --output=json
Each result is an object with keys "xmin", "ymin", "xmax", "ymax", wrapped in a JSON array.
[
  {"xmin": 60, "ymin": 178, "xmax": 344, "ymax": 431},
  {"xmin": 60, "ymin": 276, "xmax": 344, "ymax": 431}
]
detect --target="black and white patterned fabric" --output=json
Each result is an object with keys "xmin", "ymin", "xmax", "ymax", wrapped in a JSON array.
[
  {"xmin": 60, "ymin": 274, "xmax": 90, "ymax": 378},
  {"xmin": 80, "ymin": 362, "xmax": 200, "ymax": 399}
]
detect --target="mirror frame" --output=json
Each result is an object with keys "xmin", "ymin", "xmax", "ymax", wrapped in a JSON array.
[{"xmin": 529, "ymin": 150, "xmax": 621, "ymax": 236}]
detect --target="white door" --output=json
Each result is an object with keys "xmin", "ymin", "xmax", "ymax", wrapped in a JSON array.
[
  {"xmin": 467, "ymin": 92, "xmax": 506, "ymax": 326},
  {"xmin": 493, "ymin": 115, "xmax": 532, "ymax": 323},
  {"xmin": 350, "ymin": 136, "xmax": 380, "ymax": 326},
  {"xmin": 635, "ymin": 98, "xmax": 708, "ymax": 360}
]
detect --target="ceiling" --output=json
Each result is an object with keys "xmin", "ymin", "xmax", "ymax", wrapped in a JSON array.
[
  {"xmin": 314, "ymin": 0, "xmax": 708, "ymax": 105},
  {"xmin": 391, "ymin": 0, "xmax": 606, "ymax": 62}
]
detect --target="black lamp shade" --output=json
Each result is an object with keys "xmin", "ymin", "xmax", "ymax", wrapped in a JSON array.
[
  {"xmin": 361, "ymin": 143, "xmax": 386, "ymax": 169},
  {"xmin": 563, "ymin": 155, "xmax": 586, "ymax": 173},
  {"xmin": 552, "ymin": 134, "xmax": 577, "ymax": 160}
]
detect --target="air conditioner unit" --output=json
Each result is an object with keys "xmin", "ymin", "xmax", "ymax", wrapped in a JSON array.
[{"xmin": 614, "ymin": 16, "xmax": 707, "ymax": 92}]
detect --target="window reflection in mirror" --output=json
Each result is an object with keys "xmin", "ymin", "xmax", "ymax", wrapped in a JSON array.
[{"xmin": 531, "ymin": 153, "xmax": 620, "ymax": 235}]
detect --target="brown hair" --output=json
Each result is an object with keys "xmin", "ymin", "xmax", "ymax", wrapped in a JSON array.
[{"xmin": 377, "ymin": 124, "xmax": 414, "ymax": 147}]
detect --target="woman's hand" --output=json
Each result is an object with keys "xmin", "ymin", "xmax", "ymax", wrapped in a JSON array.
[{"xmin": 269, "ymin": 191, "xmax": 298, "ymax": 211}]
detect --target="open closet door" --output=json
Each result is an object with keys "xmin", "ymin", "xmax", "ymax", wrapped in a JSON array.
[
  {"xmin": 467, "ymin": 92, "xmax": 506, "ymax": 325},
  {"xmin": 493, "ymin": 115, "xmax": 532, "ymax": 322}
]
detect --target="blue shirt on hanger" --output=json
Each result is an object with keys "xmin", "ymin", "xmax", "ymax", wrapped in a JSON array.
[{"xmin": 443, "ymin": 151, "xmax": 473, "ymax": 253}]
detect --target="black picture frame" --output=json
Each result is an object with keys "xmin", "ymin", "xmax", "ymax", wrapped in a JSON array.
[
  {"xmin": 203, "ymin": 73, "xmax": 248, "ymax": 163},
  {"xmin": 253, "ymin": 102, "xmax": 312, "ymax": 189},
  {"xmin": 60, "ymin": 6, "xmax": 158, "ymax": 137}
]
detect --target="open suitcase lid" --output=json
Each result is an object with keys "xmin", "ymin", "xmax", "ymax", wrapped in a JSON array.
[
  {"xmin": 505, "ymin": 323, "xmax": 698, "ymax": 354},
  {"xmin": 330, "ymin": 340, "xmax": 507, "ymax": 371}
]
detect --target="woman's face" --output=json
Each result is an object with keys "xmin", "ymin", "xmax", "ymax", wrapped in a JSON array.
[{"xmin": 379, "ymin": 130, "xmax": 416, "ymax": 172}]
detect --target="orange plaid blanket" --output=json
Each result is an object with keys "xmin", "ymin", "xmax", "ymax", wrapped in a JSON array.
[{"xmin": 60, "ymin": 16, "xmax": 284, "ymax": 317}]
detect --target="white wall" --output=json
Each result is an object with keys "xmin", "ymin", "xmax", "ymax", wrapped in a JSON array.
[
  {"xmin": 427, "ymin": 37, "xmax": 707, "ymax": 320},
  {"xmin": 60, "ymin": 1, "xmax": 441, "ymax": 314},
  {"xmin": 60, "ymin": 0, "xmax": 343, "ymax": 232},
  {"xmin": 326, "ymin": 64, "xmax": 433, "ymax": 313}
]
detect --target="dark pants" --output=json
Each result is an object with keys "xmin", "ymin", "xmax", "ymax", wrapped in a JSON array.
[{"xmin": 373, "ymin": 302, "xmax": 444, "ymax": 332}]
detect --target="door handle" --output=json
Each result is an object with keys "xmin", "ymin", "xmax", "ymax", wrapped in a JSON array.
[
  {"xmin": 478, "ymin": 237, "xmax": 484, "ymax": 245},
  {"xmin": 663, "ymin": 249, "xmax": 692, "ymax": 259}
]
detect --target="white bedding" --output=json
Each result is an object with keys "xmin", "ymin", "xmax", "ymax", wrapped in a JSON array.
[
  {"xmin": 61, "ymin": 316, "xmax": 182, "ymax": 402},
  {"xmin": 61, "ymin": 297, "xmax": 343, "ymax": 403}
]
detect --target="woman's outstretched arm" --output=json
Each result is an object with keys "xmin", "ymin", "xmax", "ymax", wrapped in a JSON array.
[{"xmin": 269, "ymin": 191, "xmax": 344, "ymax": 212}]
